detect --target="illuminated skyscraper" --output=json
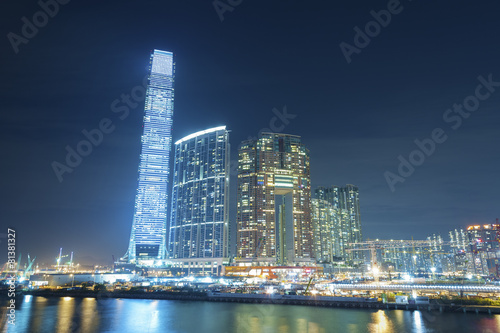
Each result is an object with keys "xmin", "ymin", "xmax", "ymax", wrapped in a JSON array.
[
  {"xmin": 237, "ymin": 133, "xmax": 313, "ymax": 265},
  {"xmin": 311, "ymin": 198, "xmax": 345, "ymax": 263},
  {"xmin": 311, "ymin": 198, "xmax": 334, "ymax": 263},
  {"xmin": 125, "ymin": 50, "xmax": 175, "ymax": 263},
  {"xmin": 315, "ymin": 185, "xmax": 362, "ymax": 263},
  {"xmin": 168, "ymin": 126, "xmax": 230, "ymax": 273},
  {"xmin": 338, "ymin": 185, "xmax": 362, "ymax": 250},
  {"xmin": 466, "ymin": 223, "xmax": 500, "ymax": 276}
]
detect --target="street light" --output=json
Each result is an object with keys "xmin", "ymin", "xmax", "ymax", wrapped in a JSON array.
[{"xmin": 70, "ymin": 274, "xmax": 74, "ymax": 288}]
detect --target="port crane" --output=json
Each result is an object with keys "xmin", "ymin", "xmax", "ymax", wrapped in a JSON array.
[
  {"xmin": 20, "ymin": 254, "xmax": 36, "ymax": 278},
  {"xmin": 55, "ymin": 248, "xmax": 74, "ymax": 270}
]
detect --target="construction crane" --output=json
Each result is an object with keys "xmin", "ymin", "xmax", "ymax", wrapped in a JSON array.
[
  {"xmin": 25, "ymin": 256, "xmax": 36, "ymax": 276},
  {"xmin": 56, "ymin": 248, "xmax": 70, "ymax": 270},
  {"xmin": 16, "ymin": 253, "xmax": 22, "ymax": 272},
  {"xmin": 19, "ymin": 255, "xmax": 36, "ymax": 278},
  {"xmin": 0, "ymin": 262, "xmax": 8, "ymax": 276},
  {"xmin": 304, "ymin": 276, "xmax": 314, "ymax": 294},
  {"xmin": 56, "ymin": 248, "xmax": 63, "ymax": 269}
]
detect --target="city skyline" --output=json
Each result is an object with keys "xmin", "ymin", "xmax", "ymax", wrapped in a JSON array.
[
  {"xmin": 4, "ymin": 3, "xmax": 500, "ymax": 333},
  {"xmin": 2, "ymin": 1, "xmax": 500, "ymax": 265},
  {"xmin": 124, "ymin": 49, "xmax": 366, "ymax": 269}
]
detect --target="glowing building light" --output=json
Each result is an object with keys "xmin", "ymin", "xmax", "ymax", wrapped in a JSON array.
[
  {"xmin": 125, "ymin": 50, "xmax": 175, "ymax": 263},
  {"xmin": 169, "ymin": 126, "xmax": 230, "ymax": 260}
]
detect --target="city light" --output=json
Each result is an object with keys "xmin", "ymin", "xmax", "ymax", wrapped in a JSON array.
[
  {"xmin": 4, "ymin": 2, "xmax": 500, "ymax": 332},
  {"xmin": 201, "ymin": 277, "xmax": 213, "ymax": 283}
]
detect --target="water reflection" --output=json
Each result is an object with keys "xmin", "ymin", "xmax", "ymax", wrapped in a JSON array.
[
  {"xmin": 79, "ymin": 298, "xmax": 99, "ymax": 332},
  {"xmin": 477, "ymin": 314, "xmax": 500, "ymax": 333},
  {"xmin": 369, "ymin": 310, "xmax": 395, "ymax": 333},
  {"xmin": 413, "ymin": 311, "xmax": 424, "ymax": 333},
  {"xmin": 277, "ymin": 317, "xmax": 290, "ymax": 333},
  {"xmin": 123, "ymin": 299, "xmax": 160, "ymax": 331},
  {"xmin": 393, "ymin": 310, "xmax": 404, "ymax": 327},
  {"xmin": 296, "ymin": 318, "xmax": 308, "ymax": 332},
  {"xmin": 9, "ymin": 297, "xmax": 500, "ymax": 333},
  {"xmin": 56, "ymin": 297, "xmax": 75, "ymax": 333},
  {"xmin": 26, "ymin": 296, "xmax": 46, "ymax": 332}
]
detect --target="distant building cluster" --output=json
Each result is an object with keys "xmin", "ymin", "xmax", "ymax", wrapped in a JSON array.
[
  {"xmin": 122, "ymin": 50, "xmax": 363, "ymax": 273},
  {"xmin": 366, "ymin": 224, "xmax": 500, "ymax": 278},
  {"xmin": 122, "ymin": 50, "xmax": 499, "ymax": 278},
  {"xmin": 463, "ymin": 224, "xmax": 500, "ymax": 276}
]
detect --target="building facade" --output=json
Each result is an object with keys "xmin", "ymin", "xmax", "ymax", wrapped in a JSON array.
[
  {"xmin": 237, "ymin": 133, "xmax": 313, "ymax": 266},
  {"xmin": 466, "ymin": 224, "xmax": 500, "ymax": 277},
  {"xmin": 315, "ymin": 185, "xmax": 362, "ymax": 263},
  {"xmin": 311, "ymin": 198, "xmax": 343, "ymax": 263},
  {"xmin": 125, "ymin": 50, "xmax": 175, "ymax": 263},
  {"xmin": 449, "ymin": 228, "xmax": 470, "ymax": 273},
  {"xmin": 168, "ymin": 126, "xmax": 230, "ymax": 273}
]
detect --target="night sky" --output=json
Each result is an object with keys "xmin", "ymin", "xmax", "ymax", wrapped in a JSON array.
[{"xmin": 1, "ymin": 0, "xmax": 499, "ymax": 266}]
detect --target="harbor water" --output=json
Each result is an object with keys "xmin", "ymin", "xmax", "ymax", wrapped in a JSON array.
[{"xmin": 2, "ymin": 295, "xmax": 500, "ymax": 332}]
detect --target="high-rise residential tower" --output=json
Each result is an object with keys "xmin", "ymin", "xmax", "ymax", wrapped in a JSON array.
[
  {"xmin": 168, "ymin": 126, "xmax": 230, "ymax": 274},
  {"xmin": 125, "ymin": 50, "xmax": 175, "ymax": 264},
  {"xmin": 465, "ymin": 223, "xmax": 500, "ymax": 277},
  {"xmin": 311, "ymin": 198, "xmax": 345, "ymax": 263},
  {"xmin": 237, "ymin": 133, "xmax": 313, "ymax": 266},
  {"xmin": 315, "ymin": 185, "xmax": 362, "ymax": 263},
  {"xmin": 338, "ymin": 185, "xmax": 362, "ymax": 248}
]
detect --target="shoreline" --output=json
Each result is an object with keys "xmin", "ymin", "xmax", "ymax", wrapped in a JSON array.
[{"xmin": 22, "ymin": 290, "xmax": 500, "ymax": 315}]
